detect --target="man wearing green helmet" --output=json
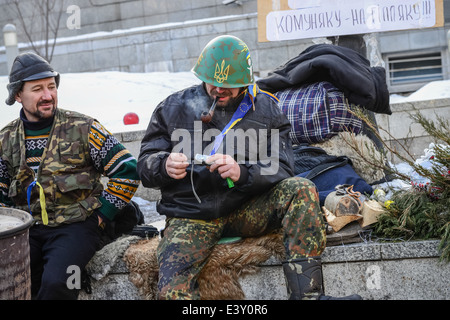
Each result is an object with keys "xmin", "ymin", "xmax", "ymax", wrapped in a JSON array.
[
  {"xmin": 192, "ymin": 35, "xmax": 254, "ymax": 89},
  {"xmin": 138, "ymin": 35, "xmax": 361, "ymax": 300}
]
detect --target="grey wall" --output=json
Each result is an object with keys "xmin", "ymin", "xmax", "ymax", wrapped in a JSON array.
[
  {"xmin": 0, "ymin": 9, "xmax": 312, "ymax": 77},
  {"xmin": 0, "ymin": 0, "xmax": 257, "ymax": 44},
  {"xmin": 1, "ymin": 0, "xmax": 450, "ymax": 85}
]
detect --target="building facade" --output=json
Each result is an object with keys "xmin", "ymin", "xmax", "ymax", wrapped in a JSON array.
[{"xmin": 1, "ymin": 0, "xmax": 450, "ymax": 94}]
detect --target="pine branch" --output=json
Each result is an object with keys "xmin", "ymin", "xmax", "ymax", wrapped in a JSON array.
[
  {"xmin": 410, "ymin": 112, "xmax": 450, "ymax": 145},
  {"xmin": 348, "ymin": 106, "xmax": 417, "ymax": 163},
  {"xmin": 348, "ymin": 106, "xmax": 450, "ymax": 262},
  {"xmin": 338, "ymin": 127, "xmax": 410, "ymax": 181}
]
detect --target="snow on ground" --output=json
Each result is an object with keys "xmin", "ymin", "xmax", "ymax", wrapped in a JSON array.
[
  {"xmin": 132, "ymin": 196, "xmax": 166, "ymax": 229},
  {"xmin": 0, "ymin": 71, "xmax": 448, "ymax": 226},
  {"xmin": 0, "ymin": 71, "xmax": 201, "ymax": 134},
  {"xmin": 389, "ymin": 79, "xmax": 450, "ymax": 103},
  {"xmin": 2, "ymin": 72, "xmax": 450, "ymax": 133}
]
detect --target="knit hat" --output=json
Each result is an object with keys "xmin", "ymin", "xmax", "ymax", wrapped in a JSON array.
[{"xmin": 5, "ymin": 52, "xmax": 60, "ymax": 105}]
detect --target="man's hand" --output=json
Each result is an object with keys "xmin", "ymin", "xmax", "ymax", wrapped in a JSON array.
[
  {"xmin": 165, "ymin": 153, "xmax": 189, "ymax": 179},
  {"xmin": 207, "ymin": 153, "xmax": 240, "ymax": 182}
]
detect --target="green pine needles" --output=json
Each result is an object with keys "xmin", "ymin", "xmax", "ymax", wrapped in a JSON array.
[
  {"xmin": 348, "ymin": 107, "xmax": 450, "ymax": 262},
  {"xmin": 374, "ymin": 190, "xmax": 449, "ymax": 262}
]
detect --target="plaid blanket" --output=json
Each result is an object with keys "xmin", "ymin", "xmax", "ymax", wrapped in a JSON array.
[{"xmin": 276, "ymin": 82, "xmax": 363, "ymax": 144}]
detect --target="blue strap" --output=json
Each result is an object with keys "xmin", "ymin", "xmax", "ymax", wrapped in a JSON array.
[
  {"xmin": 209, "ymin": 85, "xmax": 254, "ymax": 156},
  {"xmin": 26, "ymin": 180, "xmax": 36, "ymax": 214},
  {"xmin": 208, "ymin": 84, "xmax": 278, "ymax": 188},
  {"xmin": 26, "ymin": 180, "xmax": 48, "ymax": 225}
]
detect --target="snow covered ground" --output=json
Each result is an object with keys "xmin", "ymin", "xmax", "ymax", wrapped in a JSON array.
[
  {"xmin": 0, "ymin": 71, "xmax": 201, "ymax": 134},
  {"xmin": 2, "ymin": 71, "xmax": 450, "ymax": 133},
  {"xmin": 0, "ymin": 71, "xmax": 447, "ymax": 226}
]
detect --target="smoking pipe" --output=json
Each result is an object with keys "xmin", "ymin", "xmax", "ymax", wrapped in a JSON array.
[{"xmin": 201, "ymin": 97, "xmax": 219, "ymax": 123}]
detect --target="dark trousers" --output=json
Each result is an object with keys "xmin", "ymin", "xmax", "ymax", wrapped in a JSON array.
[{"xmin": 29, "ymin": 213, "xmax": 101, "ymax": 300}]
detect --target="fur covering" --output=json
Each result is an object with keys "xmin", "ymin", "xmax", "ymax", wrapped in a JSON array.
[
  {"xmin": 119, "ymin": 227, "xmax": 362, "ymax": 299},
  {"xmin": 197, "ymin": 231, "xmax": 285, "ymax": 300},
  {"xmin": 86, "ymin": 235, "xmax": 141, "ymax": 281},
  {"xmin": 122, "ymin": 231, "xmax": 285, "ymax": 300},
  {"xmin": 123, "ymin": 237, "xmax": 160, "ymax": 300}
]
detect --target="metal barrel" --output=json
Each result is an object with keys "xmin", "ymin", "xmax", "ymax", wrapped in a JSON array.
[{"xmin": 0, "ymin": 208, "xmax": 34, "ymax": 300}]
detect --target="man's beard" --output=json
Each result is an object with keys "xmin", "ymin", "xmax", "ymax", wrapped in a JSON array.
[
  {"xmin": 222, "ymin": 94, "xmax": 244, "ymax": 110},
  {"xmin": 212, "ymin": 88, "xmax": 246, "ymax": 110},
  {"xmin": 31, "ymin": 100, "xmax": 57, "ymax": 120}
]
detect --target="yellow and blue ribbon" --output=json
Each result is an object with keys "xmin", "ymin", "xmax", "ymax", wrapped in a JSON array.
[
  {"xmin": 209, "ymin": 84, "xmax": 278, "ymax": 188},
  {"xmin": 27, "ymin": 180, "xmax": 48, "ymax": 225},
  {"xmin": 210, "ymin": 84, "xmax": 278, "ymax": 156}
]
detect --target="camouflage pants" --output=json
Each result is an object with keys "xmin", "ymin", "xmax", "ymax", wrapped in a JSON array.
[{"xmin": 157, "ymin": 177, "xmax": 326, "ymax": 300}]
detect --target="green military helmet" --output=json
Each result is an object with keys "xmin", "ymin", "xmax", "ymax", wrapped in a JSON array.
[{"xmin": 192, "ymin": 35, "xmax": 254, "ymax": 88}]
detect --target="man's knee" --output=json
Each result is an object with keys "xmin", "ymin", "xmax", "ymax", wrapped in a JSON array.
[
  {"xmin": 275, "ymin": 177, "xmax": 323, "ymax": 223},
  {"xmin": 275, "ymin": 177, "xmax": 318, "ymax": 199},
  {"xmin": 37, "ymin": 272, "xmax": 78, "ymax": 299}
]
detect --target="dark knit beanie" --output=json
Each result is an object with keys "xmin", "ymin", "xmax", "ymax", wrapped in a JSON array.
[{"xmin": 5, "ymin": 52, "xmax": 60, "ymax": 105}]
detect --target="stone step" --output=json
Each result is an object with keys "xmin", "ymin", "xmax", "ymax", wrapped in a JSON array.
[{"xmin": 79, "ymin": 238, "xmax": 449, "ymax": 300}]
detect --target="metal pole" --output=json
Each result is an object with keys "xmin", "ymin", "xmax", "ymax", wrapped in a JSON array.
[{"xmin": 3, "ymin": 24, "xmax": 19, "ymax": 73}]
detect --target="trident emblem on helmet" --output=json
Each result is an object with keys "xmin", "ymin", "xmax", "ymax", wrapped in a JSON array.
[{"xmin": 214, "ymin": 60, "xmax": 230, "ymax": 84}]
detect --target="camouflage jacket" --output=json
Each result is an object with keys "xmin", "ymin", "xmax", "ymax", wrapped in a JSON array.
[{"xmin": 0, "ymin": 108, "xmax": 103, "ymax": 226}]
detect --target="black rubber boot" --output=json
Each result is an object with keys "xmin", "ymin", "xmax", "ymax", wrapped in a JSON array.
[{"xmin": 282, "ymin": 257, "xmax": 362, "ymax": 300}]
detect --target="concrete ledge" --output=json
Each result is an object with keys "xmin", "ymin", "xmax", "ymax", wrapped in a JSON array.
[
  {"xmin": 241, "ymin": 240, "xmax": 449, "ymax": 300},
  {"xmin": 79, "ymin": 239, "xmax": 449, "ymax": 300},
  {"xmin": 323, "ymin": 240, "xmax": 449, "ymax": 300},
  {"xmin": 322, "ymin": 239, "xmax": 442, "ymax": 262}
]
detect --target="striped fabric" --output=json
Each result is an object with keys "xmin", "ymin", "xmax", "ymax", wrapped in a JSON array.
[
  {"xmin": 88, "ymin": 121, "xmax": 139, "ymax": 214},
  {"xmin": 275, "ymin": 82, "xmax": 363, "ymax": 144},
  {"xmin": 25, "ymin": 129, "xmax": 50, "ymax": 172}
]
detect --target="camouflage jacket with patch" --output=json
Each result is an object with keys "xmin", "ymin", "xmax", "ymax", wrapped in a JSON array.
[{"xmin": 0, "ymin": 108, "xmax": 103, "ymax": 226}]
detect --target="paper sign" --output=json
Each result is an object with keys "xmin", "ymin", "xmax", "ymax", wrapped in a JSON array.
[{"xmin": 259, "ymin": 0, "xmax": 443, "ymax": 42}]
